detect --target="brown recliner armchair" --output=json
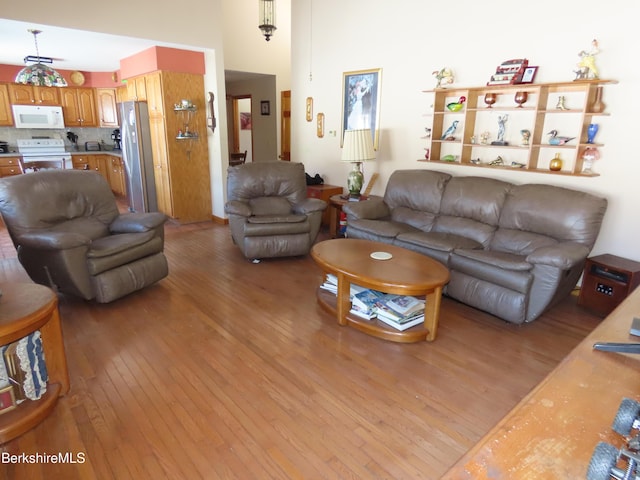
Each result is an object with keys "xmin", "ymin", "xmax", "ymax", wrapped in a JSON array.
[
  {"xmin": 0, "ymin": 169, "xmax": 169, "ymax": 303},
  {"xmin": 225, "ymin": 161, "xmax": 327, "ymax": 260}
]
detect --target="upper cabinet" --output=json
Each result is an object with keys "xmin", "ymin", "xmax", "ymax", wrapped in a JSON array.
[
  {"xmin": 59, "ymin": 87, "xmax": 98, "ymax": 127},
  {"xmin": 0, "ymin": 84, "xmax": 13, "ymax": 126},
  {"xmin": 125, "ymin": 76, "xmax": 147, "ymax": 102},
  {"xmin": 96, "ymin": 88, "xmax": 119, "ymax": 127},
  {"xmin": 421, "ymin": 80, "xmax": 616, "ymax": 176},
  {"xmin": 7, "ymin": 84, "xmax": 60, "ymax": 105}
]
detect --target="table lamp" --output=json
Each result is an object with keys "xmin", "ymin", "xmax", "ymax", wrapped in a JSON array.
[{"xmin": 341, "ymin": 129, "xmax": 376, "ymax": 198}]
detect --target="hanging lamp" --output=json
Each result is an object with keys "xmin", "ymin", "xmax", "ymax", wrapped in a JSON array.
[
  {"xmin": 258, "ymin": 0, "xmax": 277, "ymax": 41},
  {"xmin": 15, "ymin": 29, "xmax": 68, "ymax": 87}
]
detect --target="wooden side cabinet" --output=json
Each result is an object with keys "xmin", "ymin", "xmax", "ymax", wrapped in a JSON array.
[
  {"xmin": 578, "ymin": 254, "xmax": 640, "ymax": 316},
  {"xmin": 307, "ymin": 184, "xmax": 343, "ymax": 227},
  {"xmin": 0, "ymin": 283, "xmax": 70, "ymax": 444}
]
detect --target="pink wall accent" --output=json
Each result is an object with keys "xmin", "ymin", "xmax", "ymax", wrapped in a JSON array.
[
  {"xmin": 0, "ymin": 45, "xmax": 203, "ymax": 87},
  {"xmin": 120, "ymin": 46, "xmax": 205, "ymax": 79}
]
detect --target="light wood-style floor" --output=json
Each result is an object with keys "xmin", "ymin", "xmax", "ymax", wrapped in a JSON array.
[{"xmin": 0, "ymin": 219, "xmax": 601, "ymax": 479}]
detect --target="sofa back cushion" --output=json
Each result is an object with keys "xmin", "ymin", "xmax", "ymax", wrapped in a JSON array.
[
  {"xmin": 491, "ymin": 183, "xmax": 608, "ymax": 254},
  {"xmin": 0, "ymin": 170, "xmax": 119, "ymax": 244},
  {"xmin": 227, "ymin": 161, "xmax": 307, "ymax": 206},
  {"xmin": 434, "ymin": 176, "xmax": 513, "ymax": 247},
  {"xmin": 385, "ymin": 170, "xmax": 451, "ymax": 231}
]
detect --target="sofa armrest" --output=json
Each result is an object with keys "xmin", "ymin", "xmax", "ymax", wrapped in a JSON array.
[
  {"xmin": 527, "ymin": 242, "xmax": 590, "ymax": 269},
  {"xmin": 342, "ymin": 198, "xmax": 390, "ymax": 220},
  {"xmin": 110, "ymin": 212, "xmax": 168, "ymax": 234},
  {"xmin": 17, "ymin": 231, "xmax": 91, "ymax": 251},
  {"xmin": 293, "ymin": 198, "xmax": 326, "ymax": 215},
  {"xmin": 225, "ymin": 200, "xmax": 252, "ymax": 217}
]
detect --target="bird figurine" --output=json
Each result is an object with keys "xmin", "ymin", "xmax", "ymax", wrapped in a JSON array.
[
  {"xmin": 446, "ymin": 96, "xmax": 466, "ymax": 112},
  {"xmin": 432, "ymin": 67, "xmax": 454, "ymax": 88},
  {"xmin": 441, "ymin": 120, "xmax": 459, "ymax": 140},
  {"xmin": 547, "ymin": 130, "xmax": 575, "ymax": 145}
]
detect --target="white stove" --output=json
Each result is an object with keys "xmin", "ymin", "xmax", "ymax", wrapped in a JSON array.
[{"xmin": 17, "ymin": 138, "xmax": 72, "ymax": 172}]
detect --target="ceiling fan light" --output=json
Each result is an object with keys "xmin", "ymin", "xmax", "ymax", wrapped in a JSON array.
[{"xmin": 15, "ymin": 63, "xmax": 68, "ymax": 87}]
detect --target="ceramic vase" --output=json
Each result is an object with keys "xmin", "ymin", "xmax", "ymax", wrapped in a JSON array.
[
  {"xmin": 590, "ymin": 86, "xmax": 606, "ymax": 114},
  {"xmin": 549, "ymin": 154, "xmax": 563, "ymax": 171},
  {"xmin": 587, "ymin": 124, "xmax": 599, "ymax": 144}
]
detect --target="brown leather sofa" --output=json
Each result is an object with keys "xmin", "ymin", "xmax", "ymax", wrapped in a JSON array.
[
  {"xmin": 225, "ymin": 161, "xmax": 327, "ymax": 260},
  {"xmin": 343, "ymin": 170, "xmax": 608, "ymax": 324},
  {"xmin": 0, "ymin": 169, "xmax": 169, "ymax": 303}
]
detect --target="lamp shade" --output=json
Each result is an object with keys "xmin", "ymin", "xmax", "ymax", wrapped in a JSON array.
[
  {"xmin": 341, "ymin": 129, "xmax": 375, "ymax": 162},
  {"xmin": 15, "ymin": 63, "xmax": 68, "ymax": 87}
]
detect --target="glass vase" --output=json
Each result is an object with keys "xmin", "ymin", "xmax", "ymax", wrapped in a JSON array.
[
  {"xmin": 549, "ymin": 154, "xmax": 563, "ymax": 171},
  {"xmin": 587, "ymin": 123, "xmax": 599, "ymax": 144}
]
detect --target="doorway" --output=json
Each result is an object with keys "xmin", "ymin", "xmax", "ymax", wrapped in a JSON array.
[
  {"xmin": 231, "ymin": 95, "xmax": 253, "ymax": 163},
  {"xmin": 280, "ymin": 90, "xmax": 291, "ymax": 161}
]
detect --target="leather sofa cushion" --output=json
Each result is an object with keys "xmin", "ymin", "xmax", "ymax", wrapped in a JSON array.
[
  {"xmin": 433, "ymin": 216, "xmax": 496, "ymax": 248},
  {"xmin": 247, "ymin": 214, "xmax": 306, "ymax": 224},
  {"xmin": 244, "ymin": 219, "xmax": 310, "ymax": 237},
  {"xmin": 451, "ymin": 250, "xmax": 532, "ymax": 294},
  {"xmin": 491, "ymin": 228, "xmax": 558, "ymax": 256},
  {"xmin": 87, "ymin": 236, "xmax": 163, "ymax": 275},
  {"xmin": 249, "ymin": 197, "xmax": 292, "ymax": 215},
  {"xmin": 347, "ymin": 218, "xmax": 419, "ymax": 239},
  {"xmin": 498, "ymin": 183, "xmax": 608, "ymax": 245},
  {"xmin": 439, "ymin": 176, "xmax": 512, "ymax": 225},
  {"xmin": 397, "ymin": 231, "xmax": 483, "ymax": 253},
  {"xmin": 50, "ymin": 217, "xmax": 111, "ymax": 240},
  {"xmin": 88, "ymin": 231, "xmax": 156, "ymax": 258},
  {"xmin": 453, "ymin": 248, "xmax": 532, "ymax": 271},
  {"xmin": 384, "ymin": 170, "xmax": 451, "ymax": 213},
  {"xmin": 391, "ymin": 207, "xmax": 437, "ymax": 231}
]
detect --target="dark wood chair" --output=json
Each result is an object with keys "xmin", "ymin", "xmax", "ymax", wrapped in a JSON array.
[{"xmin": 229, "ymin": 150, "xmax": 247, "ymax": 166}]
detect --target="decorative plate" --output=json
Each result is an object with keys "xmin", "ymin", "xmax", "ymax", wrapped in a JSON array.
[
  {"xmin": 370, "ymin": 251, "xmax": 393, "ymax": 260},
  {"xmin": 70, "ymin": 71, "xmax": 85, "ymax": 86}
]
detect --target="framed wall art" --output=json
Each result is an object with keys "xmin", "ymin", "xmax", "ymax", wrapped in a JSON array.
[
  {"xmin": 341, "ymin": 68, "xmax": 382, "ymax": 149},
  {"xmin": 306, "ymin": 97, "xmax": 313, "ymax": 122},
  {"xmin": 518, "ymin": 66, "xmax": 539, "ymax": 84}
]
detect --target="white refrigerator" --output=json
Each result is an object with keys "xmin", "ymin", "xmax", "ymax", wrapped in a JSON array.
[{"xmin": 119, "ymin": 101, "xmax": 158, "ymax": 213}]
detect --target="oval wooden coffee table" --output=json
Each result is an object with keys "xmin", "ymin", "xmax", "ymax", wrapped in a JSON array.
[{"xmin": 311, "ymin": 239, "xmax": 450, "ymax": 343}]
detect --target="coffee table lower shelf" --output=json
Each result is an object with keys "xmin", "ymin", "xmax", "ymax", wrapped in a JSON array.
[{"xmin": 316, "ymin": 288, "xmax": 431, "ymax": 343}]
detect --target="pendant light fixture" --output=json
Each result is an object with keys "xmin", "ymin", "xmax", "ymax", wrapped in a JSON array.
[
  {"xmin": 15, "ymin": 29, "xmax": 68, "ymax": 87},
  {"xmin": 258, "ymin": 0, "xmax": 277, "ymax": 41}
]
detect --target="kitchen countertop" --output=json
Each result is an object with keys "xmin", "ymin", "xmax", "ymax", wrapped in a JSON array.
[{"xmin": 0, "ymin": 150, "xmax": 122, "ymax": 158}]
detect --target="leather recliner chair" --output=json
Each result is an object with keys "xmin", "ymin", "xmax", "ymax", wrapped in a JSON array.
[
  {"xmin": 224, "ymin": 161, "xmax": 327, "ymax": 260},
  {"xmin": 0, "ymin": 169, "xmax": 169, "ymax": 303}
]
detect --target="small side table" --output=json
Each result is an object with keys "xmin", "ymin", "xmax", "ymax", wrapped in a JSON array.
[
  {"xmin": 328, "ymin": 194, "xmax": 381, "ymax": 239},
  {"xmin": 578, "ymin": 254, "xmax": 640, "ymax": 316},
  {"xmin": 306, "ymin": 184, "xmax": 344, "ymax": 227},
  {"xmin": 0, "ymin": 283, "xmax": 70, "ymax": 444}
]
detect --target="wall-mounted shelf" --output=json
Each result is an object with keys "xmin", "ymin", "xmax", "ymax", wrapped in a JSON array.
[{"xmin": 420, "ymin": 80, "xmax": 616, "ymax": 176}]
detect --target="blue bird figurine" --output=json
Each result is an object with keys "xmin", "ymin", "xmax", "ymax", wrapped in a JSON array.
[
  {"xmin": 441, "ymin": 120, "xmax": 459, "ymax": 140},
  {"xmin": 547, "ymin": 130, "xmax": 575, "ymax": 145}
]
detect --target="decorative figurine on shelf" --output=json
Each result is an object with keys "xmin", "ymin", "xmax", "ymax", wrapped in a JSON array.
[
  {"xmin": 574, "ymin": 39, "xmax": 600, "ymax": 80},
  {"xmin": 441, "ymin": 120, "xmax": 459, "ymax": 140},
  {"xmin": 556, "ymin": 96, "xmax": 568, "ymax": 110},
  {"xmin": 491, "ymin": 115, "xmax": 509, "ymax": 145},
  {"xmin": 511, "ymin": 161, "xmax": 526, "ymax": 168},
  {"xmin": 581, "ymin": 147, "xmax": 600, "ymax": 174},
  {"xmin": 432, "ymin": 67, "xmax": 454, "ymax": 88},
  {"xmin": 520, "ymin": 129, "xmax": 531, "ymax": 146},
  {"xmin": 547, "ymin": 130, "xmax": 576, "ymax": 145},
  {"xmin": 489, "ymin": 156, "xmax": 504, "ymax": 166},
  {"xmin": 446, "ymin": 96, "xmax": 466, "ymax": 112},
  {"xmin": 587, "ymin": 123, "xmax": 599, "ymax": 144},
  {"xmin": 480, "ymin": 131, "xmax": 490, "ymax": 145},
  {"xmin": 424, "ymin": 127, "xmax": 432, "ymax": 138},
  {"xmin": 470, "ymin": 158, "xmax": 481, "ymax": 165}
]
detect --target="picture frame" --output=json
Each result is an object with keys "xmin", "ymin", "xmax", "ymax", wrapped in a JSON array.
[
  {"xmin": 518, "ymin": 66, "xmax": 539, "ymax": 84},
  {"xmin": 260, "ymin": 100, "xmax": 270, "ymax": 116},
  {"xmin": 316, "ymin": 113, "xmax": 324, "ymax": 138},
  {"xmin": 341, "ymin": 68, "xmax": 382, "ymax": 149}
]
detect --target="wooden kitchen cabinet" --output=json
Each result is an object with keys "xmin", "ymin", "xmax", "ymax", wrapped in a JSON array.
[
  {"xmin": 125, "ymin": 76, "xmax": 147, "ymax": 101},
  {"xmin": 71, "ymin": 155, "xmax": 89, "ymax": 170},
  {"xmin": 0, "ymin": 84, "xmax": 13, "ymax": 126},
  {"xmin": 96, "ymin": 88, "xmax": 119, "ymax": 127},
  {"xmin": 107, "ymin": 155, "xmax": 126, "ymax": 197},
  {"xmin": 7, "ymin": 84, "xmax": 60, "ymax": 105},
  {"xmin": 59, "ymin": 87, "xmax": 97, "ymax": 127},
  {"xmin": 0, "ymin": 157, "xmax": 23, "ymax": 177}
]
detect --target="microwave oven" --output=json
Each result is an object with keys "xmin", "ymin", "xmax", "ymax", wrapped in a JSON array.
[{"xmin": 12, "ymin": 105, "xmax": 66, "ymax": 129}]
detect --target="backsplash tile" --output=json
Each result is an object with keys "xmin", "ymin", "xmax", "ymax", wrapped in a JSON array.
[{"xmin": 0, "ymin": 127, "xmax": 117, "ymax": 151}]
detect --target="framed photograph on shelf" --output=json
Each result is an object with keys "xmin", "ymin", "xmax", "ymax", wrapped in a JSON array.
[
  {"xmin": 518, "ymin": 66, "xmax": 538, "ymax": 84},
  {"xmin": 341, "ymin": 68, "xmax": 382, "ymax": 149},
  {"xmin": 260, "ymin": 100, "xmax": 270, "ymax": 116}
]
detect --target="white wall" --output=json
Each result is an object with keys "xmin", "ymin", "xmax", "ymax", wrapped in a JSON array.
[{"xmin": 291, "ymin": 0, "xmax": 640, "ymax": 261}]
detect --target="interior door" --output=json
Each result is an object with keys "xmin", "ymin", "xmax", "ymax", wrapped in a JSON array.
[
  {"xmin": 280, "ymin": 90, "xmax": 291, "ymax": 161},
  {"xmin": 231, "ymin": 95, "xmax": 253, "ymax": 163}
]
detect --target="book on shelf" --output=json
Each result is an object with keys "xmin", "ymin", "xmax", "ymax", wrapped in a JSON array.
[
  {"xmin": 351, "ymin": 289, "xmax": 386, "ymax": 317},
  {"xmin": 320, "ymin": 274, "xmax": 367, "ymax": 298},
  {"xmin": 376, "ymin": 314, "xmax": 425, "ymax": 331},
  {"xmin": 349, "ymin": 307, "xmax": 376, "ymax": 320},
  {"xmin": 384, "ymin": 295, "xmax": 424, "ymax": 317}
]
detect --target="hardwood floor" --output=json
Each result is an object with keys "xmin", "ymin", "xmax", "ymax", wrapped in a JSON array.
[{"xmin": 0, "ymin": 220, "xmax": 601, "ymax": 479}]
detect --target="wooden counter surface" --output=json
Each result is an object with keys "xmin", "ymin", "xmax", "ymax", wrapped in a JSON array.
[{"xmin": 441, "ymin": 287, "xmax": 640, "ymax": 479}]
